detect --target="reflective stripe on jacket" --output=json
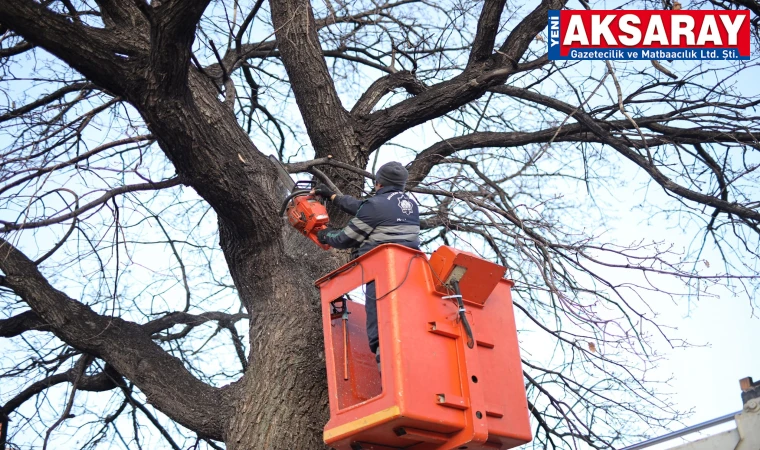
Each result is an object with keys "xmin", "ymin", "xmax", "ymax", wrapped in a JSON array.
[{"xmin": 323, "ymin": 186, "xmax": 420, "ymax": 256}]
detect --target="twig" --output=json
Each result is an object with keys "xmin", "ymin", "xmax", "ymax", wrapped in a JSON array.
[
  {"xmin": 605, "ymin": 60, "xmax": 652, "ymax": 160},
  {"xmin": 42, "ymin": 356, "xmax": 92, "ymax": 450},
  {"xmin": 650, "ymin": 60, "xmax": 678, "ymax": 80},
  {"xmin": 209, "ymin": 40, "xmax": 229, "ymax": 83}
]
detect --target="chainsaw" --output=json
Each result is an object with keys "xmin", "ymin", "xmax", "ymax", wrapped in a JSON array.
[{"xmin": 271, "ymin": 156, "xmax": 331, "ymax": 250}]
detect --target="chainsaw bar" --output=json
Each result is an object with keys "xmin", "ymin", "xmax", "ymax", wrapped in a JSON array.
[{"xmin": 269, "ymin": 155, "xmax": 296, "ymax": 195}]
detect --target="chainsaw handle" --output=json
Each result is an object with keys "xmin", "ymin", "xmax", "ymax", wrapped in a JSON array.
[
  {"xmin": 278, "ymin": 189, "xmax": 312, "ymax": 217},
  {"xmin": 293, "ymin": 179, "xmax": 317, "ymax": 190}
]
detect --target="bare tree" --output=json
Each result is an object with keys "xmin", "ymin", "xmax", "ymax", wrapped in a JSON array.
[{"xmin": 0, "ymin": 0, "xmax": 758, "ymax": 449}]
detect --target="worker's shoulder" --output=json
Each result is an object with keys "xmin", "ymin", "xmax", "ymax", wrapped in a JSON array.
[
  {"xmin": 361, "ymin": 192, "xmax": 394, "ymax": 210},
  {"xmin": 356, "ymin": 193, "xmax": 400, "ymax": 217},
  {"xmin": 364, "ymin": 191, "xmax": 417, "ymax": 215},
  {"xmin": 369, "ymin": 190, "xmax": 412, "ymax": 202},
  {"xmin": 354, "ymin": 197, "xmax": 375, "ymax": 213}
]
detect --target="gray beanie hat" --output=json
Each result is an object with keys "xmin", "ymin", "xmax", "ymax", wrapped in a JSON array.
[{"xmin": 376, "ymin": 161, "xmax": 408, "ymax": 188}]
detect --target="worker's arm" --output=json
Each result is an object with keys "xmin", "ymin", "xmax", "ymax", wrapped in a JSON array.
[
  {"xmin": 332, "ymin": 194, "xmax": 362, "ymax": 216},
  {"xmin": 317, "ymin": 203, "xmax": 375, "ymax": 249},
  {"xmin": 313, "ymin": 183, "xmax": 362, "ymax": 216}
]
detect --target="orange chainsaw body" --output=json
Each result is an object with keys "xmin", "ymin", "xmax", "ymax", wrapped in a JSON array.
[{"xmin": 286, "ymin": 194, "xmax": 331, "ymax": 250}]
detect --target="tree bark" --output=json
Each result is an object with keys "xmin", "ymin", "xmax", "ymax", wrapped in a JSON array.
[{"xmin": 224, "ymin": 235, "xmax": 339, "ymax": 449}]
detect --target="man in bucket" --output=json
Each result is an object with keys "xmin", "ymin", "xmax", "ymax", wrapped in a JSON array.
[{"xmin": 312, "ymin": 162, "xmax": 420, "ymax": 370}]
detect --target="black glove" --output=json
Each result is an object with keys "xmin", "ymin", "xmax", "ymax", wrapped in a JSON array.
[
  {"xmin": 313, "ymin": 183, "xmax": 335, "ymax": 200},
  {"xmin": 317, "ymin": 227, "xmax": 331, "ymax": 244}
]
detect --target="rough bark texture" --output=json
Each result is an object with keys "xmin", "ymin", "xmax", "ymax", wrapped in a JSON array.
[{"xmin": 225, "ymin": 234, "xmax": 341, "ymax": 449}]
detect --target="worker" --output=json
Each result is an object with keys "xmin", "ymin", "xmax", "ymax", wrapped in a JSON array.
[{"xmin": 312, "ymin": 161, "xmax": 420, "ymax": 369}]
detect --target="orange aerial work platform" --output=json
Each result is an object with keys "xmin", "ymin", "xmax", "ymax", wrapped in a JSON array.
[{"xmin": 315, "ymin": 244, "xmax": 531, "ymax": 450}]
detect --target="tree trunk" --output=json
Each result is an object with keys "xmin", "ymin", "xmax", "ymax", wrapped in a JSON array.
[
  {"xmin": 132, "ymin": 69, "xmax": 353, "ymax": 448},
  {"xmin": 224, "ymin": 231, "xmax": 340, "ymax": 449}
]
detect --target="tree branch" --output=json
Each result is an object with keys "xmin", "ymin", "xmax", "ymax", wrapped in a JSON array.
[
  {"xmin": 406, "ymin": 114, "xmax": 759, "ymax": 189},
  {"xmin": 0, "ymin": 308, "xmax": 248, "ymax": 343},
  {"xmin": 92, "ymin": 0, "xmax": 148, "ymax": 31},
  {"xmin": 0, "ymin": 177, "xmax": 180, "ymax": 232},
  {"xmin": 0, "ymin": 135, "xmax": 155, "ymax": 197},
  {"xmin": 144, "ymin": 311, "xmax": 249, "ymax": 336},
  {"xmin": 2, "ymin": 361, "xmax": 123, "ymax": 416},
  {"xmin": 406, "ymin": 127, "xmax": 587, "ymax": 188},
  {"xmin": 0, "ymin": 82, "xmax": 94, "ymax": 123},
  {"xmin": 351, "ymin": 70, "xmax": 427, "ymax": 116},
  {"xmin": 496, "ymin": 0, "xmax": 561, "ymax": 64},
  {"xmin": 0, "ymin": 310, "xmax": 49, "ymax": 337},
  {"xmin": 285, "ymin": 157, "xmax": 375, "ymax": 180},
  {"xmin": 468, "ymin": 0, "xmax": 508, "ymax": 66},
  {"xmin": 0, "ymin": 238, "xmax": 231, "ymax": 440},
  {"xmin": 269, "ymin": 0, "xmax": 362, "ymax": 162},
  {"xmin": 0, "ymin": 40, "xmax": 33, "ymax": 58},
  {"xmin": 357, "ymin": 0, "xmax": 566, "ymax": 151},
  {"xmin": 121, "ymin": 385, "xmax": 183, "ymax": 450},
  {"xmin": 234, "ymin": 0, "xmax": 265, "ymax": 52},
  {"xmin": 0, "ymin": 0, "xmax": 141, "ymax": 95},
  {"xmin": 148, "ymin": 0, "xmax": 211, "ymax": 95}
]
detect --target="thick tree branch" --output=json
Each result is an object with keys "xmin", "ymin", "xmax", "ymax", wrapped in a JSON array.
[
  {"xmin": 0, "ymin": 239, "xmax": 231, "ymax": 440},
  {"xmin": 468, "ymin": 0, "xmax": 508, "ymax": 66},
  {"xmin": 0, "ymin": 0, "xmax": 140, "ymax": 95},
  {"xmin": 0, "ymin": 308, "xmax": 248, "ymax": 341},
  {"xmin": 351, "ymin": 71, "xmax": 427, "ymax": 116},
  {"xmin": 0, "ymin": 40, "xmax": 33, "ymax": 58},
  {"xmin": 0, "ymin": 310, "xmax": 49, "ymax": 337},
  {"xmin": 496, "ymin": 0, "xmax": 559, "ymax": 64},
  {"xmin": 149, "ymin": 0, "xmax": 211, "ymax": 95},
  {"xmin": 269, "ymin": 0, "xmax": 366, "ymax": 194},
  {"xmin": 358, "ymin": 75, "xmax": 492, "ymax": 151},
  {"xmin": 93, "ymin": 0, "xmax": 148, "ymax": 31}
]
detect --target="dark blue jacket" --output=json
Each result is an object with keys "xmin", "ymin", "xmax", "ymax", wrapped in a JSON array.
[{"xmin": 322, "ymin": 186, "xmax": 420, "ymax": 256}]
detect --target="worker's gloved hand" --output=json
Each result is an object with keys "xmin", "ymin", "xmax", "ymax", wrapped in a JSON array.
[
  {"xmin": 313, "ymin": 183, "xmax": 335, "ymax": 200},
  {"xmin": 317, "ymin": 228, "xmax": 331, "ymax": 244}
]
